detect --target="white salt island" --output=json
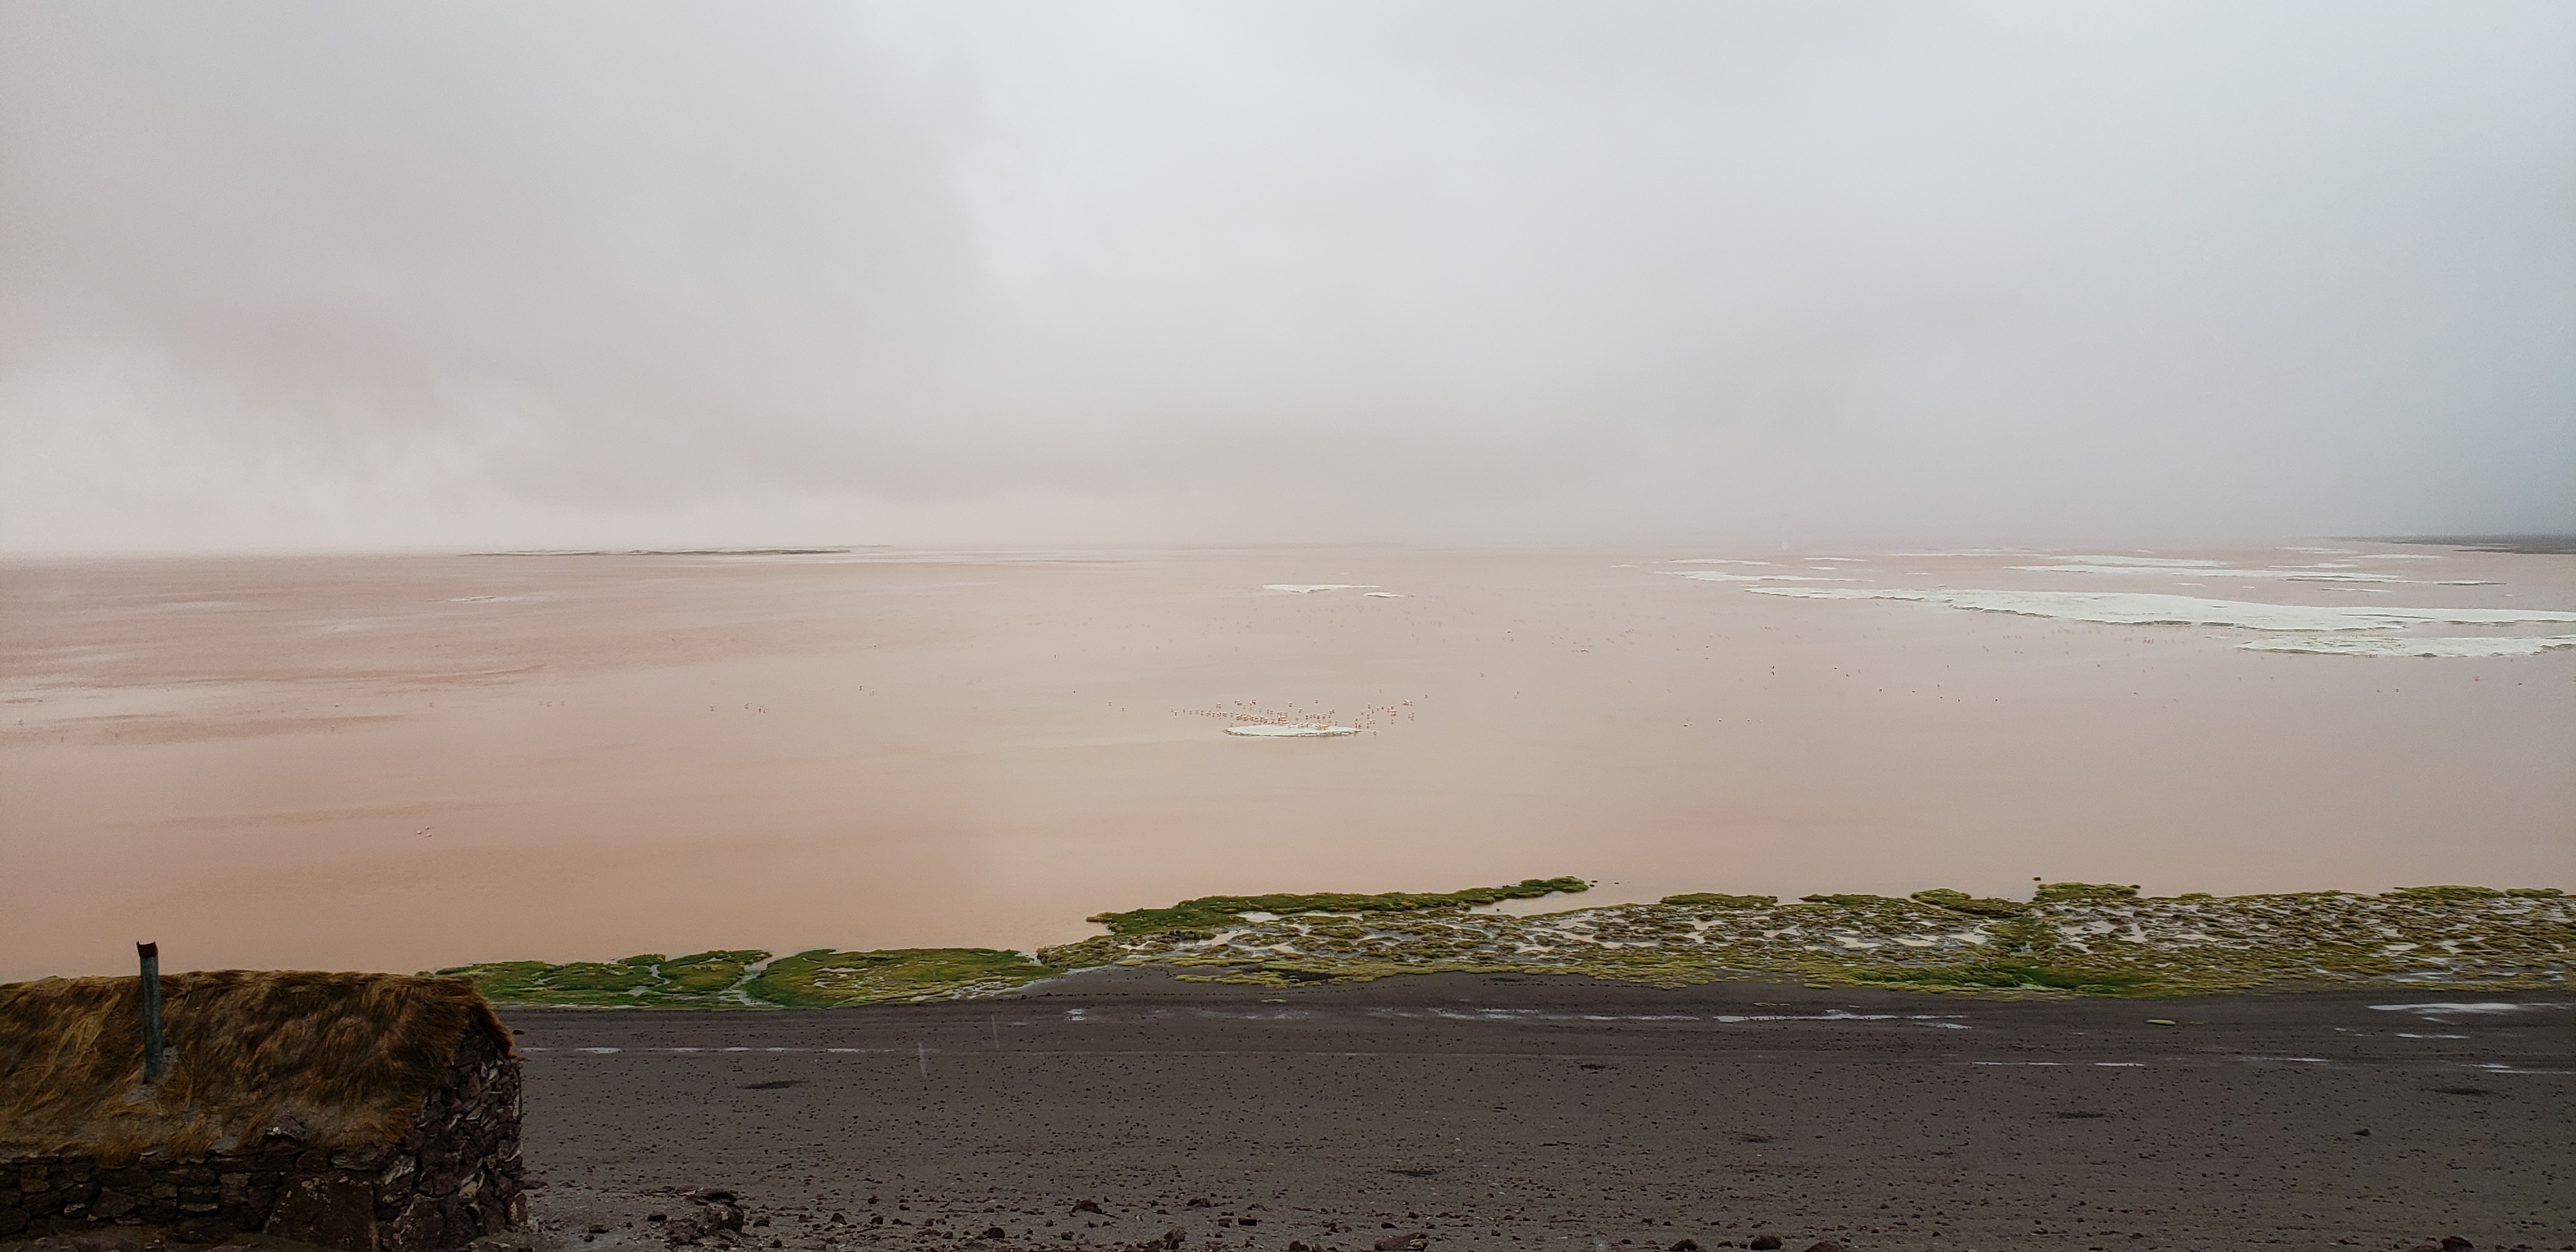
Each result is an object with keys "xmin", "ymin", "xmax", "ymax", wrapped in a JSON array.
[{"xmin": 1224, "ymin": 724, "xmax": 1361, "ymax": 738}]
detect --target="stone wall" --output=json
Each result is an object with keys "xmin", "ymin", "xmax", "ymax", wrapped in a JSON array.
[{"xmin": 2, "ymin": 1019, "xmax": 523, "ymax": 1252}]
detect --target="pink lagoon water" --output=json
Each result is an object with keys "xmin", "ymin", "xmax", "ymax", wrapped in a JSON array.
[{"xmin": 4, "ymin": 544, "xmax": 2570, "ymax": 981}]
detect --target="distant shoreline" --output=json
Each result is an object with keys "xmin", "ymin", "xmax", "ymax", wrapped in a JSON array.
[
  {"xmin": 2361, "ymin": 533, "xmax": 2576, "ymax": 555},
  {"xmin": 464, "ymin": 547, "xmax": 866, "ymax": 556}
]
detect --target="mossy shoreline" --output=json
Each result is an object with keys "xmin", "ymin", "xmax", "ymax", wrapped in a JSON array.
[{"xmin": 428, "ymin": 878, "xmax": 2570, "ymax": 1009}]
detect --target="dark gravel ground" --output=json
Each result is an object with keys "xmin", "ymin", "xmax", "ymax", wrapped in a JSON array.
[{"xmin": 505, "ymin": 970, "xmax": 2572, "ymax": 1252}]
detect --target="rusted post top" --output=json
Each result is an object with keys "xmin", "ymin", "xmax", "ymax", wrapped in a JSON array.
[{"xmin": 138, "ymin": 941, "xmax": 167, "ymax": 1085}]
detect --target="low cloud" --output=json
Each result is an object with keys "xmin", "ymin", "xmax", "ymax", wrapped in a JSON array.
[{"xmin": 3, "ymin": 1, "xmax": 2569, "ymax": 551}]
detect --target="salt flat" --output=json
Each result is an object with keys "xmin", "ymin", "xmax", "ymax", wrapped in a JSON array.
[{"xmin": 2, "ymin": 544, "xmax": 2569, "ymax": 981}]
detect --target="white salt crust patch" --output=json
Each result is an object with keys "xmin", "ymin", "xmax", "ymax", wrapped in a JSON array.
[
  {"xmin": 1664, "ymin": 571, "xmax": 1852, "ymax": 583},
  {"xmin": 2240, "ymin": 636, "xmax": 2576, "ymax": 658},
  {"xmin": 2051, "ymin": 555, "xmax": 2226, "ymax": 567},
  {"xmin": 1224, "ymin": 724, "xmax": 1361, "ymax": 737},
  {"xmin": 1744, "ymin": 587, "xmax": 2576, "ymax": 632},
  {"xmin": 2018, "ymin": 564, "xmax": 2407, "ymax": 583},
  {"xmin": 1262, "ymin": 584, "xmax": 1376, "ymax": 593},
  {"xmin": 1362, "ymin": 592, "xmax": 1407, "ymax": 599}
]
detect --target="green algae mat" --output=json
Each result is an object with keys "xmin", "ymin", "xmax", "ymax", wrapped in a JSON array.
[
  {"xmin": 433, "ymin": 878, "xmax": 2570, "ymax": 1007},
  {"xmin": 434, "ymin": 947, "xmax": 1054, "ymax": 1009}
]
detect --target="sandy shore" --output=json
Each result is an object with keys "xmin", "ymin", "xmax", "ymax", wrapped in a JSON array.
[{"xmin": 509, "ymin": 970, "xmax": 2572, "ymax": 1251}]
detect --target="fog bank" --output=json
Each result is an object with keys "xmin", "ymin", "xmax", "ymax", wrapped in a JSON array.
[{"xmin": 3, "ymin": 1, "xmax": 2570, "ymax": 552}]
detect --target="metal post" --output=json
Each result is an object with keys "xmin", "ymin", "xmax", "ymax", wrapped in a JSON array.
[{"xmin": 138, "ymin": 941, "xmax": 166, "ymax": 1085}]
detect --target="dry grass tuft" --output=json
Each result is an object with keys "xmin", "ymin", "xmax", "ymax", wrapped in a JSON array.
[{"xmin": 0, "ymin": 970, "xmax": 507, "ymax": 1164}]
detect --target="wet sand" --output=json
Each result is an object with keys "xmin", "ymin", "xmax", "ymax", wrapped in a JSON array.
[
  {"xmin": 4, "ymin": 544, "xmax": 2572, "ymax": 981},
  {"xmin": 509, "ymin": 969, "xmax": 2574, "ymax": 1249}
]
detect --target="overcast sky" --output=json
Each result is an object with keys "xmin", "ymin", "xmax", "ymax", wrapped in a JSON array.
[{"xmin": 2, "ymin": 1, "xmax": 2569, "ymax": 552}]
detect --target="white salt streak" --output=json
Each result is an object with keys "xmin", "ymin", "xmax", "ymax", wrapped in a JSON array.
[
  {"xmin": 2238, "ymin": 636, "xmax": 2576, "ymax": 658},
  {"xmin": 1743, "ymin": 587, "xmax": 2576, "ymax": 632}
]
